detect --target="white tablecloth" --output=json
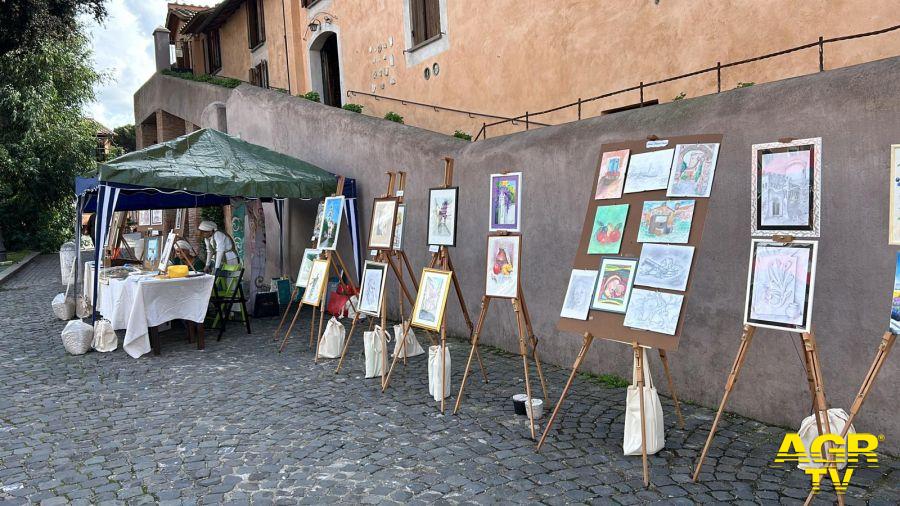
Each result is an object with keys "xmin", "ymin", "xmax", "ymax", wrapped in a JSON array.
[{"xmin": 123, "ymin": 275, "xmax": 215, "ymax": 358}]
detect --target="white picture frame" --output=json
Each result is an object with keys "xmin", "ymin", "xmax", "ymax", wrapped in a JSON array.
[
  {"xmin": 560, "ymin": 269, "xmax": 597, "ymax": 320},
  {"xmin": 358, "ymin": 261, "xmax": 388, "ymax": 316},
  {"xmin": 743, "ymin": 239, "xmax": 818, "ymax": 332}
]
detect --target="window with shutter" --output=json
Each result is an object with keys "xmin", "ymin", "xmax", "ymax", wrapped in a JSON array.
[
  {"xmin": 206, "ymin": 30, "xmax": 222, "ymax": 74},
  {"xmin": 247, "ymin": 0, "xmax": 266, "ymax": 49},
  {"xmin": 411, "ymin": 0, "xmax": 442, "ymax": 46}
]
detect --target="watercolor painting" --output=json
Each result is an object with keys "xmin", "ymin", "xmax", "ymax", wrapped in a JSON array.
[
  {"xmin": 667, "ymin": 143, "xmax": 720, "ymax": 197},
  {"xmin": 428, "ymin": 187, "xmax": 458, "ymax": 246},
  {"xmin": 393, "ymin": 205, "xmax": 406, "ymax": 250},
  {"xmin": 891, "ymin": 252, "xmax": 900, "ymax": 333},
  {"xmin": 411, "ymin": 269, "xmax": 453, "ymax": 331},
  {"xmin": 752, "ymin": 138, "xmax": 821, "ymax": 237},
  {"xmin": 302, "ymin": 258, "xmax": 330, "ymax": 306},
  {"xmin": 368, "ymin": 198, "xmax": 398, "ymax": 249},
  {"xmin": 890, "ymin": 145, "xmax": 900, "ymax": 244},
  {"xmin": 623, "ymin": 288, "xmax": 684, "ymax": 335},
  {"xmin": 138, "ymin": 210, "xmax": 151, "ymax": 226},
  {"xmin": 489, "ymin": 172, "xmax": 522, "ymax": 232},
  {"xmin": 588, "ymin": 204, "xmax": 629, "ymax": 254},
  {"xmin": 485, "ymin": 234, "xmax": 520, "ymax": 298},
  {"xmin": 359, "ymin": 261, "xmax": 388, "ymax": 316},
  {"xmin": 295, "ymin": 248, "xmax": 322, "ymax": 287},
  {"xmin": 150, "ymin": 209, "xmax": 163, "ymax": 226},
  {"xmin": 744, "ymin": 240, "xmax": 818, "ymax": 332},
  {"xmin": 635, "ymin": 244, "xmax": 695, "ymax": 291},
  {"xmin": 591, "ymin": 258, "xmax": 637, "ymax": 313},
  {"xmin": 311, "ymin": 201, "xmax": 324, "ymax": 241},
  {"xmin": 560, "ymin": 269, "xmax": 598, "ymax": 320},
  {"xmin": 316, "ymin": 196, "xmax": 344, "ymax": 250},
  {"xmin": 623, "ymin": 148, "xmax": 675, "ymax": 194},
  {"xmin": 595, "ymin": 150, "xmax": 630, "ymax": 200},
  {"xmin": 636, "ymin": 200, "xmax": 695, "ymax": 244}
]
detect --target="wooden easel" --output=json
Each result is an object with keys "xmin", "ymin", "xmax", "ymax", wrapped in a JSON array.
[
  {"xmin": 382, "ymin": 157, "xmax": 487, "ymax": 412},
  {"xmin": 454, "ymin": 282, "xmax": 549, "ymax": 440},
  {"xmin": 334, "ymin": 171, "xmax": 419, "ymax": 379},
  {"xmin": 691, "ymin": 325, "xmax": 843, "ymax": 504},
  {"xmin": 535, "ymin": 334, "xmax": 685, "ymax": 487}
]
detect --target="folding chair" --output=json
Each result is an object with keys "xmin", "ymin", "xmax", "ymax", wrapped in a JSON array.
[{"xmin": 207, "ymin": 264, "xmax": 252, "ymax": 339}]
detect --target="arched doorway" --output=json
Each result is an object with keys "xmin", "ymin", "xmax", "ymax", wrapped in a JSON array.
[{"xmin": 309, "ymin": 32, "xmax": 342, "ymax": 107}]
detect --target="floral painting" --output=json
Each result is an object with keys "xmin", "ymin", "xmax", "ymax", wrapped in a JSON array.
[
  {"xmin": 485, "ymin": 234, "xmax": 520, "ymax": 298},
  {"xmin": 587, "ymin": 204, "xmax": 629, "ymax": 254},
  {"xmin": 666, "ymin": 143, "xmax": 720, "ymax": 197},
  {"xmin": 744, "ymin": 240, "xmax": 818, "ymax": 332},
  {"xmin": 489, "ymin": 172, "xmax": 522, "ymax": 232},
  {"xmin": 591, "ymin": 258, "xmax": 637, "ymax": 313},
  {"xmin": 636, "ymin": 200, "xmax": 695, "ymax": 244},
  {"xmin": 595, "ymin": 150, "xmax": 630, "ymax": 200}
]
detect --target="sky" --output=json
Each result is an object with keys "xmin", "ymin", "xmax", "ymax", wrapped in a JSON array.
[{"xmin": 82, "ymin": 0, "xmax": 220, "ymax": 129}]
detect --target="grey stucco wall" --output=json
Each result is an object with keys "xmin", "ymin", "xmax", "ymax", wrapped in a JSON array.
[
  {"xmin": 138, "ymin": 57, "xmax": 900, "ymax": 452},
  {"xmin": 133, "ymin": 74, "xmax": 234, "ymax": 126}
]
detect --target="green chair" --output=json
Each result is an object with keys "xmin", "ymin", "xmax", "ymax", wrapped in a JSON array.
[{"xmin": 207, "ymin": 264, "xmax": 251, "ymax": 339}]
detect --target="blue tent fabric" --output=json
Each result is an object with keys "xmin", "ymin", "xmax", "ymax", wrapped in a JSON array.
[{"xmin": 76, "ymin": 177, "xmax": 230, "ymax": 212}]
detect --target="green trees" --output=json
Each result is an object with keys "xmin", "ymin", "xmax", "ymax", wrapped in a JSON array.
[
  {"xmin": 113, "ymin": 124, "xmax": 136, "ymax": 153},
  {"xmin": 0, "ymin": 1, "xmax": 106, "ymax": 55}
]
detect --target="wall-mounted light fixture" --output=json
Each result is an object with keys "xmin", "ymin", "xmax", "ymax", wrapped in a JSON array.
[
  {"xmin": 308, "ymin": 20, "xmax": 320, "ymax": 32},
  {"xmin": 302, "ymin": 12, "xmax": 339, "ymax": 41}
]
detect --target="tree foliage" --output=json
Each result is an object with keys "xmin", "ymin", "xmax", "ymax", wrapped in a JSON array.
[
  {"xmin": 0, "ymin": 33, "xmax": 101, "ymax": 251},
  {"xmin": 113, "ymin": 124, "xmax": 136, "ymax": 153},
  {"xmin": 0, "ymin": 0, "xmax": 106, "ymax": 55}
]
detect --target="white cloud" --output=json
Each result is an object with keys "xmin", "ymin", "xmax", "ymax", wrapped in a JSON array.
[{"xmin": 83, "ymin": 0, "xmax": 220, "ymax": 129}]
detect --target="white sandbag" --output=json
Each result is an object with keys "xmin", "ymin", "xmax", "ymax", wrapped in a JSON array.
[
  {"xmin": 61, "ymin": 320, "xmax": 94, "ymax": 355},
  {"xmin": 623, "ymin": 348, "xmax": 665, "ymax": 456},
  {"xmin": 364, "ymin": 326, "xmax": 386, "ymax": 379},
  {"xmin": 92, "ymin": 319, "xmax": 118, "ymax": 353},
  {"xmin": 317, "ymin": 317, "xmax": 345, "ymax": 359},
  {"xmin": 52, "ymin": 293, "xmax": 75, "ymax": 321},
  {"xmin": 428, "ymin": 345, "xmax": 451, "ymax": 402},
  {"xmin": 797, "ymin": 408, "xmax": 855, "ymax": 470},
  {"xmin": 59, "ymin": 242, "xmax": 77, "ymax": 285},
  {"xmin": 392, "ymin": 323, "xmax": 425, "ymax": 358},
  {"xmin": 74, "ymin": 295, "xmax": 91, "ymax": 319}
]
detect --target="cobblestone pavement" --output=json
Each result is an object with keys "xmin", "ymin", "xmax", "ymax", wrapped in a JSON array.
[{"xmin": 1, "ymin": 256, "xmax": 898, "ymax": 505}]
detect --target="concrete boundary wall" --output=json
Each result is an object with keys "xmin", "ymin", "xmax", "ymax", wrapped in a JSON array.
[{"xmin": 165, "ymin": 57, "xmax": 899, "ymax": 451}]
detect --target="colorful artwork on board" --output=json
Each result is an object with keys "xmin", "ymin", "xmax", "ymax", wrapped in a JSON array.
[
  {"xmin": 595, "ymin": 150, "xmax": 630, "ymax": 200},
  {"xmin": 485, "ymin": 234, "xmax": 520, "ymax": 298},
  {"xmin": 587, "ymin": 204, "xmax": 629, "ymax": 254},
  {"xmin": 891, "ymin": 252, "xmax": 900, "ymax": 333},
  {"xmin": 623, "ymin": 288, "xmax": 684, "ymax": 335},
  {"xmin": 667, "ymin": 143, "xmax": 720, "ymax": 197},
  {"xmin": 591, "ymin": 258, "xmax": 637, "ymax": 313},
  {"xmin": 489, "ymin": 172, "xmax": 522, "ymax": 232},
  {"xmin": 316, "ymin": 196, "xmax": 344, "ymax": 250},
  {"xmin": 623, "ymin": 148, "xmax": 675, "ymax": 194},
  {"xmin": 752, "ymin": 138, "xmax": 821, "ymax": 237},
  {"xmin": 560, "ymin": 269, "xmax": 597, "ymax": 320},
  {"xmin": 636, "ymin": 200, "xmax": 695, "ymax": 244},
  {"xmin": 744, "ymin": 240, "xmax": 817, "ymax": 332},
  {"xmin": 634, "ymin": 244, "xmax": 695, "ymax": 291},
  {"xmin": 428, "ymin": 188, "xmax": 458, "ymax": 246}
]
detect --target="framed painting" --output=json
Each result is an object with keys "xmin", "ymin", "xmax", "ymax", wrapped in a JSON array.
[
  {"xmin": 636, "ymin": 200, "xmax": 695, "ymax": 244},
  {"xmin": 411, "ymin": 268, "xmax": 453, "ymax": 331},
  {"xmin": 174, "ymin": 208, "xmax": 186, "ymax": 232},
  {"xmin": 623, "ymin": 289, "xmax": 684, "ymax": 335},
  {"xmin": 751, "ymin": 138, "xmax": 821, "ymax": 237},
  {"xmin": 743, "ymin": 239, "xmax": 818, "ymax": 332},
  {"xmin": 595, "ymin": 149, "xmax": 630, "ymax": 200},
  {"xmin": 150, "ymin": 209, "xmax": 163, "ymax": 226},
  {"xmin": 485, "ymin": 234, "xmax": 521, "ymax": 298},
  {"xmin": 138, "ymin": 210, "xmax": 151, "ymax": 226},
  {"xmin": 634, "ymin": 244, "xmax": 695, "ymax": 291},
  {"xmin": 623, "ymin": 148, "xmax": 675, "ymax": 194},
  {"xmin": 301, "ymin": 258, "xmax": 330, "ymax": 306},
  {"xmin": 368, "ymin": 197, "xmax": 398, "ymax": 250},
  {"xmin": 157, "ymin": 232, "xmax": 176, "ymax": 272},
  {"xmin": 144, "ymin": 236, "xmax": 161, "ymax": 269},
  {"xmin": 489, "ymin": 172, "xmax": 522, "ymax": 232},
  {"xmin": 891, "ymin": 252, "xmax": 900, "ymax": 333},
  {"xmin": 592, "ymin": 258, "xmax": 637, "ymax": 313},
  {"xmin": 560, "ymin": 269, "xmax": 597, "ymax": 320},
  {"xmin": 393, "ymin": 204, "xmax": 406, "ymax": 250},
  {"xmin": 311, "ymin": 201, "xmax": 325, "ymax": 241},
  {"xmin": 890, "ymin": 145, "xmax": 900, "ymax": 245},
  {"xmin": 667, "ymin": 143, "xmax": 720, "ymax": 197},
  {"xmin": 295, "ymin": 248, "xmax": 322, "ymax": 287},
  {"xmin": 427, "ymin": 187, "xmax": 458, "ymax": 246},
  {"xmin": 316, "ymin": 196, "xmax": 344, "ymax": 250},
  {"xmin": 587, "ymin": 204, "xmax": 629, "ymax": 254},
  {"xmin": 358, "ymin": 261, "xmax": 388, "ymax": 316}
]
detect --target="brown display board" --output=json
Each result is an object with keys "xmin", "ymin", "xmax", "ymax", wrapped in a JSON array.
[{"xmin": 557, "ymin": 133, "xmax": 723, "ymax": 350}]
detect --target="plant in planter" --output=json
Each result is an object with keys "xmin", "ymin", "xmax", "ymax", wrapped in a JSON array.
[
  {"xmin": 452, "ymin": 130, "xmax": 472, "ymax": 141},
  {"xmin": 342, "ymin": 103, "xmax": 364, "ymax": 113},
  {"xmin": 302, "ymin": 91, "xmax": 321, "ymax": 102},
  {"xmin": 384, "ymin": 111, "xmax": 404, "ymax": 124}
]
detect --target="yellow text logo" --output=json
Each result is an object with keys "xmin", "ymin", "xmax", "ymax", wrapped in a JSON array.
[{"xmin": 773, "ymin": 433, "xmax": 879, "ymax": 494}]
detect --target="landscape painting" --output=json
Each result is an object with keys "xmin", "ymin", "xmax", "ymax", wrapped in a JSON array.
[
  {"xmin": 744, "ymin": 240, "xmax": 817, "ymax": 332},
  {"xmin": 489, "ymin": 172, "xmax": 522, "ymax": 231},
  {"xmin": 636, "ymin": 200, "xmax": 695, "ymax": 244},
  {"xmin": 591, "ymin": 258, "xmax": 637, "ymax": 313},
  {"xmin": 560, "ymin": 269, "xmax": 597, "ymax": 320},
  {"xmin": 302, "ymin": 259, "xmax": 330, "ymax": 306},
  {"xmin": 623, "ymin": 148, "xmax": 675, "ymax": 194},
  {"xmin": 485, "ymin": 234, "xmax": 520, "ymax": 298},
  {"xmin": 623, "ymin": 288, "xmax": 684, "ymax": 335},
  {"xmin": 595, "ymin": 149, "xmax": 630, "ymax": 200},
  {"xmin": 587, "ymin": 204, "xmax": 629, "ymax": 254},
  {"xmin": 428, "ymin": 187, "xmax": 458, "ymax": 246},
  {"xmin": 752, "ymin": 138, "xmax": 821, "ymax": 237},
  {"xmin": 295, "ymin": 248, "xmax": 322, "ymax": 287},
  {"xmin": 667, "ymin": 143, "xmax": 720, "ymax": 197},
  {"xmin": 317, "ymin": 196, "xmax": 344, "ymax": 250},
  {"xmin": 634, "ymin": 244, "xmax": 695, "ymax": 291}
]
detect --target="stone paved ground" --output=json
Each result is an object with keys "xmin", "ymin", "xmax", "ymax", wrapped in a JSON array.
[{"xmin": 1, "ymin": 256, "xmax": 898, "ymax": 505}]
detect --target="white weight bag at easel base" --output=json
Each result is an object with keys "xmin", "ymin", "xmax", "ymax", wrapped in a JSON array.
[
  {"xmin": 623, "ymin": 348, "xmax": 665, "ymax": 455},
  {"xmin": 797, "ymin": 408, "xmax": 856, "ymax": 470},
  {"xmin": 92, "ymin": 318, "xmax": 118, "ymax": 352},
  {"xmin": 393, "ymin": 322, "xmax": 425, "ymax": 358},
  {"xmin": 318, "ymin": 317, "xmax": 345, "ymax": 359},
  {"xmin": 428, "ymin": 345, "xmax": 451, "ymax": 401},
  {"xmin": 364, "ymin": 326, "xmax": 387, "ymax": 378}
]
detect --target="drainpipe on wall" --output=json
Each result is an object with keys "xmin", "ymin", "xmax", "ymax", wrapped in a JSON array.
[
  {"xmin": 281, "ymin": 0, "xmax": 292, "ymax": 94},
  {"xmin": 153, "ymin": 26, "xmax": 172, "ymax": 72}
]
